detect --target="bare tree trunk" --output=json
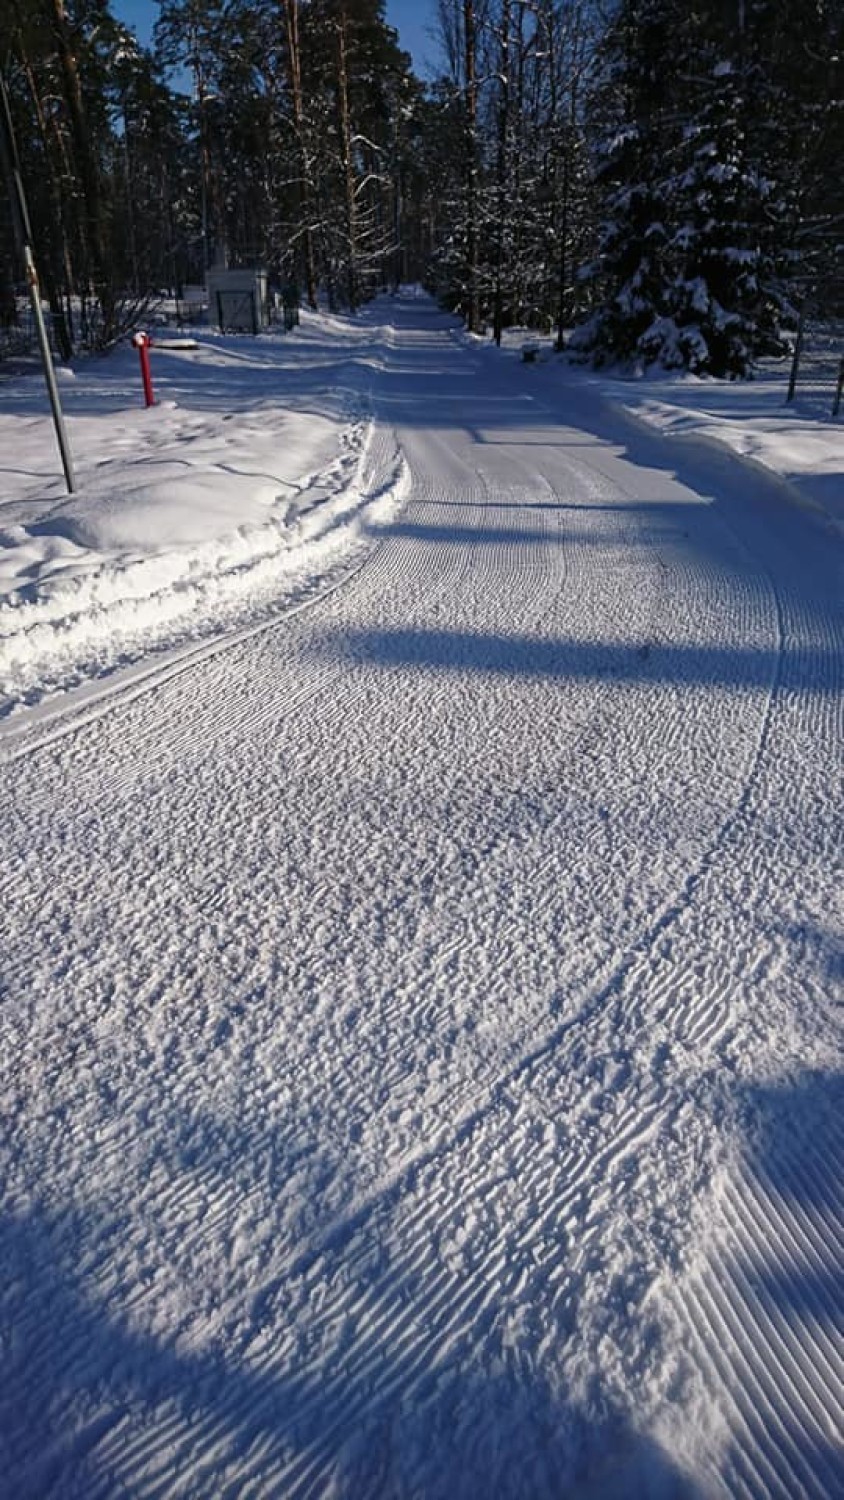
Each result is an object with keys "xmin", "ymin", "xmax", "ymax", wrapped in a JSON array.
[
  {"xmin": 335, "ymin": 2, "xmax": 358, "ymax": 311},
  {"xmin": 492, "ymin": 0, "xmax": 511, "ymax": 346},
  {"xmin": 186, "ymin": 16, "xmax": 223, "ymax": 271},
  {"xmin": 281, "ymin": 0, "xmax": 317, "ymax": 308},
  {"xmin": 46, "ymin": 0, "xmax": 115, "ymax": 340},
  {"xmin": 464, "ymin": 0, "xmax": 480, "ymax": 332},
  {"xmin": 122, "ymin": 109, "xmax": 141, "ymax": 294},
  {"xmin": 18, "ymin": 47, "xmax": 75, "ymax": 356}
]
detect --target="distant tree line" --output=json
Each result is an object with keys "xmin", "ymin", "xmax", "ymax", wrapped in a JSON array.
[{"xmin": 1, "ymin": 0, "xmax": 841, "ymax": 375}]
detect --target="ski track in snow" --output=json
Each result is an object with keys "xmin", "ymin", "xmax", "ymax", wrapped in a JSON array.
[{"xmin": 1, "ymin": 300, "xmax": 842, "ymax": 1498}]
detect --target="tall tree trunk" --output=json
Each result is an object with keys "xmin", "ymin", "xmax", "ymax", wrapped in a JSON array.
[
  {"xmin": 281, "ymin": 0, "xmax": 317, "ymax": 308},
  {"xmin": 493, "ymin": 0, "xmax": 511, "ymax": 345},
  {"xmin": 464, "ymin": 0, "xmax": 480, "ymax": 332},
  {"xmin": 122, "ymin": 109, "xmax": 140, "ymax": 294},
  {"xmin": 46, "ymin": 0, "xmax": 114, "ymax": 339},
  {"xmin": 335, "ymin": 2, "xmax": 358, "ymax": 311},
  {"xmin": 188, "ymin": 17, "xmax": 220, "ymax": 270},
  {"xmin": 18, "ymin": 46, "xmax": 75, "ymax": 356}
]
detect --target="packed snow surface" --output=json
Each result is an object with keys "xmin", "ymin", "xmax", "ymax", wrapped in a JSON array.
[{"xmin": 1, "ymin": 296, "xmax": 842, "ymax": 1497}]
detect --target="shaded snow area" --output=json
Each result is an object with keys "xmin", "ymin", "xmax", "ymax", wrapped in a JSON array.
[
  {"xmin": 604, "ymin": 375, "xmax": 844, "ymax": 533},
  {"xmin": 1, "ymin": 295, "xmax": 842, "ymax": 1498},
  {"xmin": 469, "ymin": 324, "xmax": 844, "ymax": 534}
]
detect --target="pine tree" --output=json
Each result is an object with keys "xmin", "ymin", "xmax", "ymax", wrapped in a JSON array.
[
  {"xmin": 3, "ymin": 0, "xmax": 164, "ymax": 348},
  {"xmin": 155, "ymin": 0, "xmax": 229, "ymax": 271}
]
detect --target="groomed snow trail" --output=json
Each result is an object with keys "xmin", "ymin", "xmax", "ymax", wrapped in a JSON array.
[{"xmin": 1, "ymin": 300, "xmax": 841, "ymax": 1498}]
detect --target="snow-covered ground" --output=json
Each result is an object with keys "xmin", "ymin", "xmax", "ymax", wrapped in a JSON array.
[
  {"xmin": 594, "ymin": 363, "xmax": 844, "ymax": 538},
  {"xmin": 469, "ymin": 323, "xmax": 844, "ymax": 532},
  {"xmin": 1, "ymin": 294, "xmax": 842, "ymax": 1497},
  {"xmin": 0, "ymin": 311, "xmax": 408, "ymax": 721}
]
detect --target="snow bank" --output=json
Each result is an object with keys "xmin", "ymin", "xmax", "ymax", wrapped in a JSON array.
[
  {"xmin": 461, "ymin": 324, "xmax": 843, "ymax": 531},
  {"xmin": 0, "ymin": 314, "xmax": 406, "ymax": 717},
  {"xmin": 601, "ymin": 373, "xmax": 844, "ymax": 531}
]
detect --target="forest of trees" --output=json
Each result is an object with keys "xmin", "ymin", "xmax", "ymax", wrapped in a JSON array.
[{"xmin": 1, "ymin": 0, "xmax": 842, "ymax": 376}]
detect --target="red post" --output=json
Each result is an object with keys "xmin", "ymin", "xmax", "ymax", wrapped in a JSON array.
[{"xmin": 132, "ymin": 330, "xmax": 155, "ymax": 407}]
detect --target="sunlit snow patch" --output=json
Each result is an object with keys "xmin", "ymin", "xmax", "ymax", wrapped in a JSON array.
[{"xmin": 0, "ymin": 334, "xmax": 407, "ymax": 716}]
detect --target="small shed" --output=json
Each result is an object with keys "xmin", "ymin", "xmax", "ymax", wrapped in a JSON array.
[{"xmin": 206, "ymin": 268, "xmax": 269, "ymax": 333}]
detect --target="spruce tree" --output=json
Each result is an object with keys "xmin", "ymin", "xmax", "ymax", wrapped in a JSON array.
[{"xmin": 575, "ymin": 0, "xmax": 838, "ymax": 376}]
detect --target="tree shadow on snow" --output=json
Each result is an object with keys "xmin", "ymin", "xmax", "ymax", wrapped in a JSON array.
[
  {"xmin": 707, "ymin": 1067, "xmax": 844, "ymax": 1499},
  {"xmin": 3, "ymin": 1071, "xmax": 841, "ymax": 1496},
  {"xmin": 0, "ymin": 1183, "xmax": 700, "ymax": 1499},
  {"xmin": 309, "ymin": 622, "xmax": 840, "ymax": 697}
]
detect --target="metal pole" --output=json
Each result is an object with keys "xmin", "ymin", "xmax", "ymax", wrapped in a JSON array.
[{"xmin": 0, "ymin": 69, "xmax": 76, "ymax": 493}]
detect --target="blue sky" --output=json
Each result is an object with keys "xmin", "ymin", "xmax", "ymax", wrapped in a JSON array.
[{"xmin": 112, "ymin": 1, "xmax": 441, "ymax": 79}]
